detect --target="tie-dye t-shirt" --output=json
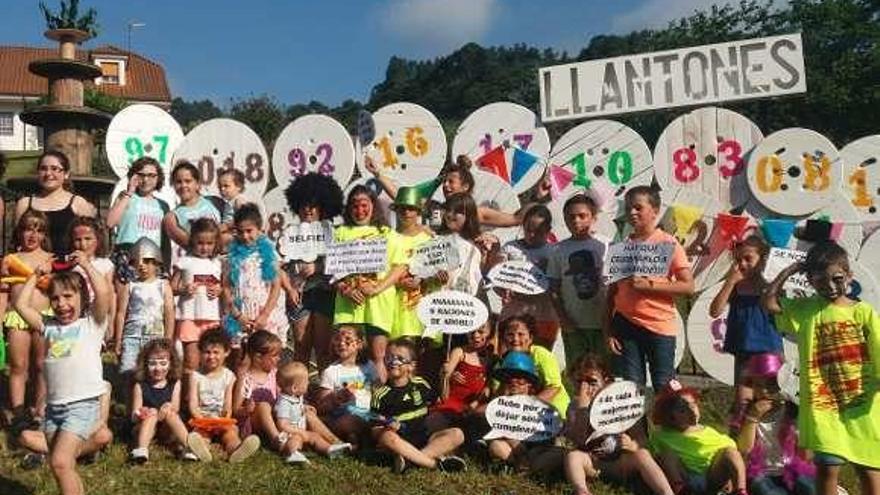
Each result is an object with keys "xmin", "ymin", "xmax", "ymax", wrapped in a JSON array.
[{"xmin": 775, "ymin": 297, "xmax": 880, "ymax": 468}]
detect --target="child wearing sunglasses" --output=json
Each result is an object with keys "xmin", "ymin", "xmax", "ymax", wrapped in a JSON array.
[{"xmin": 370, "ymin": 338, "xmax": 467, "ymax": 474}]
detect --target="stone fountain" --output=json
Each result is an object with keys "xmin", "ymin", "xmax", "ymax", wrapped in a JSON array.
[{"xmin": 16, "ymin": 28, "xmax": 116, "ymax": 202}]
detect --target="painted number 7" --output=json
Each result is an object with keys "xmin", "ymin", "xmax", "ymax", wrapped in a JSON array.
[{"xmin": 125, "ymin": 135, "xmax": 170, "ymax": 164}]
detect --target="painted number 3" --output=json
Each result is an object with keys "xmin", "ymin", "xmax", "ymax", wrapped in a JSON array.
[{"xmin": 672, "ymin": 139, "xmax": 743, "ymax": 183}]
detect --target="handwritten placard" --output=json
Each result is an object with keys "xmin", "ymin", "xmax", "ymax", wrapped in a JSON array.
[
  {"xmin": 587, "ymin": 381, "xmax": 645, "ymax": 441},
  {"xmin": 763, "ymin": 247, "xmax": 813, "ymax": 296},
  {"xmin": 325, "ymin": 238, "xmax": 388, "ymax": 276},
  {"xmin": 483, "ymin": 395, "xmax": 562, "ymax": 442},
  {"xmin": 486, "ymin": 260, "xmax": 550, "ymax": 295},
  {"xmin": 416, "ymin": 290, "xmax": 489, "ymax": 334},
  {"xmin": 409, "ymin": 235, "xmax": 460, "ymax": 278},
  {"xmin": 277, "ymin": 221, "xmax": 333, "ymax": 263},
  {"xmin": 605, "ymin": 241, "xmax": 675, "ymax": 283}
]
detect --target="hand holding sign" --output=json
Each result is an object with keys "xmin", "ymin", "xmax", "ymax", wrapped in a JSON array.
[
  {"xmin": 417, "ymin": 290, "xmax": 489, "ymax": 335},
  {"xmin": 486, "ymin": 260, "xmax": 550, "ymax": 295},
  {"xmin": 605, "ymin": 242, "xmax": 675, "ymax": 283},
  {"xmin": 484, "ymin": 395, "xmax": 562, "ymax": 442},
  {"xmin": 409, "ymin": 235, "xmax": 460, "ymax": 278},
  {"xmin": 586, "ymin": 381, "xmax": 645, "ymax": 444},
  {"xmin": 277, "ymin": 221, "xmax": 333, "ymax": 263},
  {"xmin": 325, "ymin": 238, "xmax": 388, "ymax": 276}
]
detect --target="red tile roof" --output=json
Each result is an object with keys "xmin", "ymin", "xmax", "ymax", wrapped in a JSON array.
[{"xmin": 0, "ymin": 44, "xmax": 171, "ymax": 103}]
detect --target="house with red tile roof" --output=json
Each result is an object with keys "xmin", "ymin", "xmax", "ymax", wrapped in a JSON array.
[{"xmin": 0, "ymin": 44, "xmax": 171, "ymax": 152}]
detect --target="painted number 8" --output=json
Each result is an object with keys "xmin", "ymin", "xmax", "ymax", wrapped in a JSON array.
[{"xmin": 245, "ymin": 153, "xmax": 264, "ymax": 183}]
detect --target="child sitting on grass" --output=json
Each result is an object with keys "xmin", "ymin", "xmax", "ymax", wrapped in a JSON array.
[
  {"xmin": 273, "ymin": 361, "xmax": 351, "ymax": 464},
  {"xmin": 371, "ymin": 338, "xmax": 467, "ymax": 474},
  {"xmin": 186, "ymin": 329, "xmax": 260, "ymax": 463},
  {"xmin": 651, "ymin": 380, "xmax": 747, "ymax": 495},
  {"xmin": 486, "ymin": 350, "xmax": 564, "ymax": 475}
]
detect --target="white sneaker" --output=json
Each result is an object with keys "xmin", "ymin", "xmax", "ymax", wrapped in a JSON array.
[
  {"xmin": 285, "ymin": 450, "xmax": 310, "ymax": 465},
  {"xmin": 180, "ymin": 451, "xmax": 199, "ymax": 462},
  {"xmin": 229, "ymin": 435, "xmax": 260, "ymax": 463},
  {"xmin": 327, "ymin": 442, "xmax": 352, "ymax": 459},
  {"xmin": 187, "ymin": 432, "xmax": 213, "ymax": 463},
  {"xmin": 129, "ymin": 447, "xmax": 149, "ymax": 464}
]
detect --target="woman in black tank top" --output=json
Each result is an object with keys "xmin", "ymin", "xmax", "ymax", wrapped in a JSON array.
[{"xmin": 14, "ymin": 150, "xmax": 97, "ymax": 254}]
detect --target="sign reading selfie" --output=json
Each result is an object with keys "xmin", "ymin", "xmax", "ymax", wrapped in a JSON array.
[
  {"xmin": 484, "ymin": 395, "xmax": 562, "ymax": 442},
  {"xmin": 324, "ymin": 238, "xmax": 388, "ymax": 276},
  {"xmin": 486, "ymin": 260, "xmax": 550, "ymax": 295},
  {"xmin": 277, "ymin": 221, "xmax": 333, "ymax": 263},
  {"xmin": 417, "ymin": 290, "xmax": 489, "ymax": 334},
  {"xmin": 763, "ymin": 247, "xmax": 813, "ymax": 295},
  {"xmin": 408, "ymin": 235, "xmax": 461, "ymax": 278},
  {"xmin": 539, "ymin": 34, "xmax": 806, "ymax": 122},
  {"xmin": 588, "ymin": 381, "xmax": 645, "ymax": 440},
  {"xmin": 605, "ymin": 242, "xmax": 675, "ymax": 283}
]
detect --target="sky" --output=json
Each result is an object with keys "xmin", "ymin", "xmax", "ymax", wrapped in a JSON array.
[{"xmin": 1, "ymin": 0, "xmax": 729, "ymax": 107}]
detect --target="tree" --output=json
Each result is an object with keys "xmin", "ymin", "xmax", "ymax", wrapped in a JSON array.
[
  {"xmin": 170, "ymin": 97, "xmax": 223, "ymax": 132},
  {"xmin": 229, "ymin": 94, "xmax": 285, "ymax": 148},
  {"xmin": 39, "ymin": 0, "xmax": 99, "ymax": 37}
]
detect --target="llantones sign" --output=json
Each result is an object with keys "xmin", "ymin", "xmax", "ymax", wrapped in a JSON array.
[{"xmin": 538, "ymin": 34, "xmax": 806, "ymax": 122}]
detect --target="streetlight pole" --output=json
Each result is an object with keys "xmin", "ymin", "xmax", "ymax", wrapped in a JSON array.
[{"xmin": 125, "ymin": 21, "xmax": 145, "ymax": 95}]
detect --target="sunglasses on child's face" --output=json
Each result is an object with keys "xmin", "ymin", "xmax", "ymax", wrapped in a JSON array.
[{"xmin": 384, "ymin": 354, "xmax": 412, "ymax": 367}]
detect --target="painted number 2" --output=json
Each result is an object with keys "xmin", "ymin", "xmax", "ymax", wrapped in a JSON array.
[
  {"xmin": 288, "ymin": 144, "xmax": 335, "ymax": 178},
  {"xmin": 125, "ymin": 135, "xmax": 170, "ymax": 164},
  {"xmin": 671, "ymin": 139, "xmax": 743, "ymax": 184}
]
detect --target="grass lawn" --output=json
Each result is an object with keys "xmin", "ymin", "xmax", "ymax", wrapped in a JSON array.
[{"xmin": 0, "ymin": 386, "xmax": 860, "ymax": 495}]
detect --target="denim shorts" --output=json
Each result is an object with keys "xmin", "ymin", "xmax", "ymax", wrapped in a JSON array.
[
  {"xmin": 814, "ymin": 451, "xmax": 849, "ymax": 466},
  {"xmin": 120, "ymin": 335, "xmax": 159, "ymax": 372},
  {"xmin": 611, "ymin": 314, "xmax": 676, "ymax": 388},
  {"xmin": 45, "ymin": 396, "xmax": 101, "ymax": 440}
]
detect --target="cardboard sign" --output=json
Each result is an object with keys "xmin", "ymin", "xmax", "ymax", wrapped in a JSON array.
[
  {"xmin": 588, "ymin": 381, "xmax": 645, "ymax": 440},
  {"xmin": 605, "ymin": 241, "xmax": 675, "ymax": 283},
  {"xmin": 486, "ymin": 260, "xmax": 550, "ymax": 295},
  {"xmin": 483, "ymin": 395, "xmax": 562, "ymax": 442},
  {"xmin": 777, "ymin": 361, "xmax": 800, "ymax": 405},
  {"xmin": 324, "ymin": 238, "xmax": 388, "ymax": 276},
  {"xmin": 409, "ymin": 235, "xmax": 461, "ymax": 278},
  {"xmin": 539, "ymin": 34, "xmax": 806, "ymax": 122},
  {"xmin": 277, "ymin": 221, "xmax": 333, "ymax": 263},
  {"xmin": 763, "ymin": 247, "xmax": 813, "ymax": 296},
  {"xmin": 416, "ymin": 290, "xmax": 489, "ymax": 335}
]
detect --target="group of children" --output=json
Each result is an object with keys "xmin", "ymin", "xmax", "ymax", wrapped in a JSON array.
[{"xmin": 0, "ymin": 149, "xmax": 877, "ymax": 495}]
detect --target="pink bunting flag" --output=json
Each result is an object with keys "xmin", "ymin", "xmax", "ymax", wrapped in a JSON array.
[
  {"xmin": 549, "ymin": 165, "xmax": 576, "ymax": 199},
  {"xmin": 477, "ymin": 146, "xmax": 510, "ymax": 184}
]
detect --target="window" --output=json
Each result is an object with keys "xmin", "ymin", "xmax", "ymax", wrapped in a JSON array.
[
  {"xmin": 99, "ymin": 61, "xmax": 121, "ymax": 84},
  {"xmin": 0, "ymin": 112, "xmax": 13, "ymax": 136}
]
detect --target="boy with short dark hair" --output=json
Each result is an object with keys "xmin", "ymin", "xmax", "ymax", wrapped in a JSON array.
[
  {"xmin": 547, "ymin": 194, "xmax": 607, "ymax": 363},
  {"xmin": 371, "ymin": 338, "xmax": 467, "ymax": 473}
]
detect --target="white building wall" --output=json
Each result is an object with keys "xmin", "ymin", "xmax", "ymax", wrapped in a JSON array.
[{"xmin": 0, "ymin": 99, "xmax": 43, "ymax": 152}]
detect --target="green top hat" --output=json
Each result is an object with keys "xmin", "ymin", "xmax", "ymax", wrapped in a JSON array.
[{"xmin": 392, "ymin": 178, "xmax": 441, "ymax": 209}]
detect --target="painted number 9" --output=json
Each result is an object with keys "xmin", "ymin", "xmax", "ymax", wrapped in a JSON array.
[
  {"xmin": 125, "ymin": 135, "xmax": 170, "ymax": 164},
  {"xmin": 288, "ymin": 144, "xmax": 335, "ymax": 178}
]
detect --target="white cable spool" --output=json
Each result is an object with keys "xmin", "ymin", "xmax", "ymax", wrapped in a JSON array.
[
  {"xmin": 271, "ymin": 114, "xmax": 355, "ymax": 191},
  {"xmin": 451, "ymin": 102, "xmax": 550, "ymax": 195},
  {"xmin": 358, "ymin": 102, "xmax": 447, "ymax": 187},
  {"xmin": 654, "ymin": 107, "xmax": 762, "ymax": 210},
  {"xmin": 106, "ymin": 103, "xmax": 185, "ymax": 179},
  {"xmin": 171, "ymin": 118, "xmax": 270, "ymax": 203},
  {"xmin": 746, "ymin": 128, "xmax": 842, "ymax": 216}
]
